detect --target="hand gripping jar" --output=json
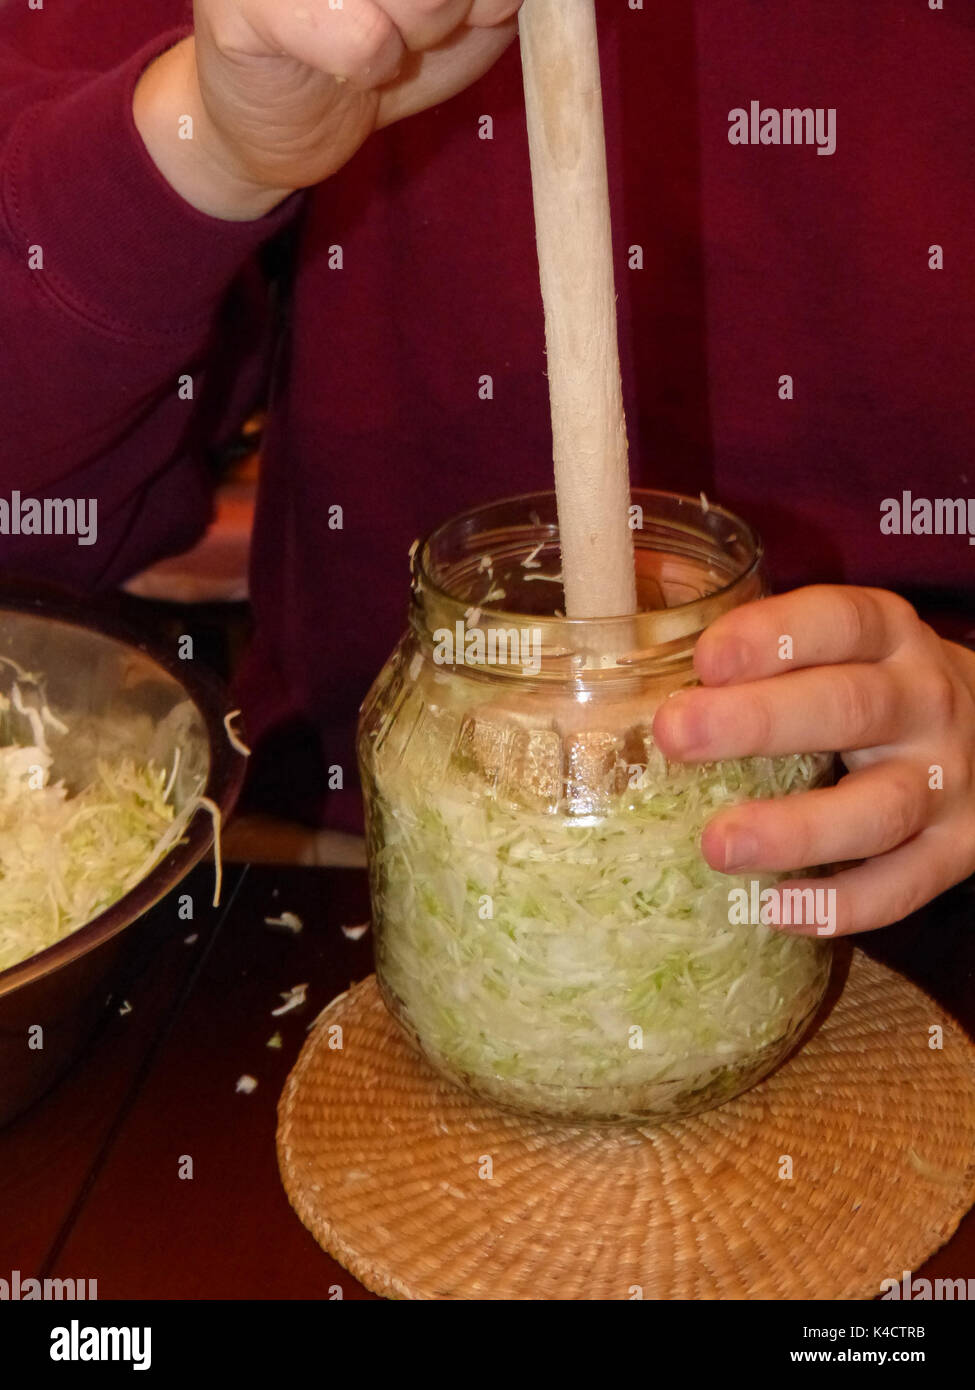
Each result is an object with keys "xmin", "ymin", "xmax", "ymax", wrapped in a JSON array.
[{"xmin": 357, "ymin": 491, "xmax": 832, "ymax": 1124}]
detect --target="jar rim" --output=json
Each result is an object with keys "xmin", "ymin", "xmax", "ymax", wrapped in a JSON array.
[
  {"xmin": 416, "ymin": 487, "xmax": 760, "ymax": 616},
  {"xmin": 409, "ymin": 489, "xmax": 764, "ymax": 676}
]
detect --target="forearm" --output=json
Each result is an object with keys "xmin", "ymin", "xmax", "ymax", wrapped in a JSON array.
[{"xmin": 0, "ymin": 34, "xmax": 296, "ymax": 562}]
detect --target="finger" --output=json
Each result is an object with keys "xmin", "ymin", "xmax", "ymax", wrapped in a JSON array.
[
  {"xmin": 237, "ymin": 0, "xmax": 405, "ymax": 87},
  {"xmin": 467, "ymin": 0, "xmax": 522, "ymax": 23},
  {"xmin": 693, "ymin": 585, "xmax": 919, "ymax": 686},
  {"xmin": 700, "ymin": 759, "xmax": 932, "ymax": 873},
  {"xmin": 653, "ymin": 662, "xmax": 911, "ymax": 761},
  {"xmin": 376, "ymin": 18, "xmax": 517, "ymax": 126},
  {"xmin": 381, "ymin": 0, "xmax": 475, "ymax": 50},
  {"xmin": 758, "ymin": 824, "xmax": 971, "ymax": 936}
]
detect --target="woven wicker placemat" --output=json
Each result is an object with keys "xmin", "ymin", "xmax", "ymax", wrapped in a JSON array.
[{"xmin": 277, "ymin": 950, "xmax": 975, "ymax": 1300}]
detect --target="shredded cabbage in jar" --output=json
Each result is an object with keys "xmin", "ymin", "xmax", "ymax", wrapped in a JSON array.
[{"xmin": 368, "ymin": 694, "xmax": 831, "ymax": 1122}]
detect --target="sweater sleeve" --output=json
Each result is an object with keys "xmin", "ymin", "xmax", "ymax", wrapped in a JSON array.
[{"xmin": 0, "ymin": 29, "xmax": 301, "ymax": 590}]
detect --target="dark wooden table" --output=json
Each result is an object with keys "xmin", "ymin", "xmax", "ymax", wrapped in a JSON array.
[{"xmin": 0, "ymin": 864, "xmax": 971, "ymax": 1301}]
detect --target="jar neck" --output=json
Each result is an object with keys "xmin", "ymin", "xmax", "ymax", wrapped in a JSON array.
[{"xmin": 409, "ymin": 489, "xmax": 764, "ymax": 685}]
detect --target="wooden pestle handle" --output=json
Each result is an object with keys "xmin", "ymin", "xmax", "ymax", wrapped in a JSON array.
[{"xmin": 519, "ymin": 0, "xmax": 637, "ymax": 619}]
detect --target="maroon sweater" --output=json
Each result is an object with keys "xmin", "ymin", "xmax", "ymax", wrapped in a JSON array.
[{"xmin": 1, "ymin": 1, "xmax": 973, "ymax": 828}]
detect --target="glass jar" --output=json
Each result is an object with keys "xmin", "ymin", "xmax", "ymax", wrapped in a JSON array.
[{"xmin": 358, "ymin": 490, "xmax": 832, "ymax": 1125}]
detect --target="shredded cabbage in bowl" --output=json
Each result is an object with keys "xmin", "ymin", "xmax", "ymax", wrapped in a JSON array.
[
  {"xmin": 0, "ymin": 740, "xmax": 192, "ymax": 974},
  {"xmin": 368, "ymin": 697, "xmax": 831, "ymax": 1123},
  {"xmin": 0, "ymin": 660, "xmax": 219, "ymax": 977}
]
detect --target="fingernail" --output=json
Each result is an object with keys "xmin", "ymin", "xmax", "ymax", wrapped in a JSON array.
[{"xmin": 722, "ymin": 829, "xmax": 760, "ymax": 872}]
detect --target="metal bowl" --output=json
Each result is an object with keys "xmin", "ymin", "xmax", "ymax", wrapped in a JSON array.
[{"xmin": 0, "ymin": 594, "xmax": 246, "ymax": 1126}]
